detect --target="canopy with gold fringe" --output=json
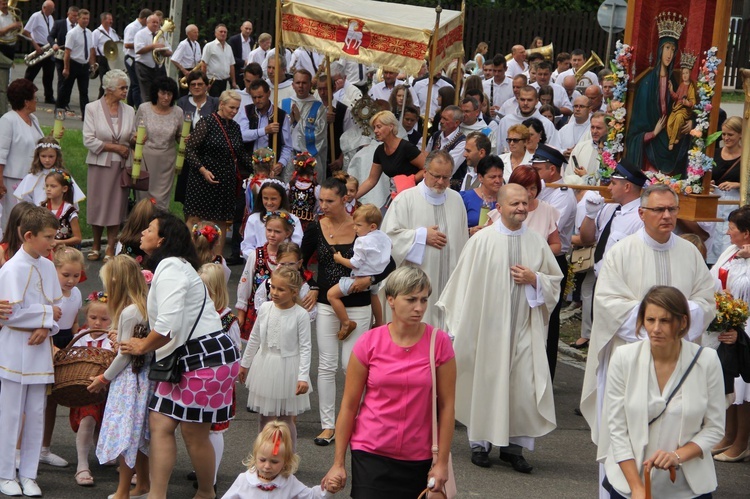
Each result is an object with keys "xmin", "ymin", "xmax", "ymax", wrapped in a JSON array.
[{"xmin": 280, "ymin": 0, "xmax": 464, "ymax": 77}]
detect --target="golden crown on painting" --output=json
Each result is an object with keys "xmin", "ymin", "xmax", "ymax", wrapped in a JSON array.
[
  {"xmin": 656, "ymin": 11, "xmax": 687, "ymax": 40},
  {"xmin": 679, "ymin": 51, "xmax": 698, "ymax": 69}
]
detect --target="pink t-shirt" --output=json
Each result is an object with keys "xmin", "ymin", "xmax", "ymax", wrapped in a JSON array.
[{"xmin": 349, "ymin": 324, "xmax": 455, "ymax": 461}]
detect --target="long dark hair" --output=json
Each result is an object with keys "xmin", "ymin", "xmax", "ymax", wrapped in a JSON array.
[
  {"xmin": 146, "ymin": 213, "xmax": 201, "ymax": 271},
  {"xmin": 252, "ymin": 181, "xmax": 291, "ymax": 215}
]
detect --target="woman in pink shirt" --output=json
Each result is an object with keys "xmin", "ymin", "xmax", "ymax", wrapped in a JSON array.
[{"xmin": 322, "ymin": 266, "xmax": 456, "ymax": 498}]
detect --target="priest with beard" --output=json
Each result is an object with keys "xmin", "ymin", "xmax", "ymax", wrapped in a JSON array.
[
  {"xmin": 436, "ymin": 183, "xmax": 562, "ymax": 473},
  {"xmin": 381, "ymin": 150, "xmax": 468, "ymax": 330},
  {"xmin": 580, "ymin": 183, "xmax": 715, "ymax": 498}
]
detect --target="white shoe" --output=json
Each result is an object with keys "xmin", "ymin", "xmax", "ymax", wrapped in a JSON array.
[
  {"xmin": 39, "ymin": 451, "xmax": 68, "ymax": 467},
  {"xmin": 562, "ymin": 302, "xmax": 581, "ymax": 313},
  {"xmin": 0, "ymin": 479, "xmax": 22, "ymax": 497},
  {"xmin": 18, "ymin": 477, "xmax": 42, "ymax": 497}
]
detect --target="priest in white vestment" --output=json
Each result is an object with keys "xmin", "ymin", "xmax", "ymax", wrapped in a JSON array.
[
  {"xmin": 382, "ymin": 150, "xmax": 468, "ymax": 330},
  {"xmin": 563, "ymin": 112, "xmax": 607, "ymax": 186},
  {"xmin": 436, "ymin": 184, "xmax": 562, "ymax": 473},
  {"xmin": 580, "ymin": 184, "xmax": 715, "ymax": 497},
  {"xmin": 286, "ymin": 70, "xmax": 327, "ymax": 182}
]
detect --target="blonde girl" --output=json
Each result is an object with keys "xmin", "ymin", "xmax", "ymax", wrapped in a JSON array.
[
  {"xmin": 14, "ymin": 136, "xmax": 85, "ymax": 206},
  {"xmin": 236, "ymin": 211, "xmax": 295, "ymax": 340},
  {"xmin": 238, "ymin": 266, "xmax": 312, "ymax": 453},
  {"xmin": 198, "ymin": 263, "xmax": 241, "ymax": 489},
  {"xmin": 222, "ymin": 421, "xmax": 338, "ymax": 498},
  {"xmin": 344, "ymin": 176, "xmax": 361, "ymax": 216},
  {"xmin": 43, "ymin": 169, "xmax": 82, "ymax": 248},
  {"xmin": 68, "ymin": 291, "xmax": 113, "ymax": 487},
  {"xmin": 192, "ymin": 221, "xmax": 230, "ymax": 283},
  {"xmin": 88, "ymin": 255, "xmax": 151, "ymax": 499},
  {"xmin": 39, "ymin": 247, "xmax": 85, "ymax": 472}
]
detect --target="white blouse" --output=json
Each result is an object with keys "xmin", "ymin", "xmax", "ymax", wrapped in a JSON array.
[{"xmin": 0, "ymin": 111, "xmax": 44, "ymax": 179}]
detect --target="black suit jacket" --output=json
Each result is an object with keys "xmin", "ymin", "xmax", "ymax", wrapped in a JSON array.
[
  {"xmin": 48, "ymin": 18, "xmax": 73, "ymax": 47},
  {"xmin": 228, "ymin": 33, "xmax": 254, "ymax": 67}
]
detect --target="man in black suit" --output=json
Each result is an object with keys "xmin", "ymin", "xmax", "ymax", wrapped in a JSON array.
[
  {"xmin": 228, "ymin": 21, "xmax": 254, "ymax": 90},
  {"xmin": 48, "ymin": 5, "xmax": 78, "ymax": 103}
]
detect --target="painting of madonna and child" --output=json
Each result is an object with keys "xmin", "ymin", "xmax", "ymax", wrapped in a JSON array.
[{"xmin": 623, "ymin": 0, "xmax": 724, "ymax": 178}]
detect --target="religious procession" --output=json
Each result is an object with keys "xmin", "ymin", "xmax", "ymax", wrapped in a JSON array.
[{"xmin": 0, "ymin": 0, "xmax": 749, "ymax": 497}]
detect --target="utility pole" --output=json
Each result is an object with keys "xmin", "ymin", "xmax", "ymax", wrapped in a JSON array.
[{"xmin": 168, "ymin": 0, "xmax": 184, "ymax": 79}]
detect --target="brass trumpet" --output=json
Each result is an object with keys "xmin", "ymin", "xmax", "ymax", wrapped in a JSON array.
[
  {"xmin": 152, "ymin": 18, "xmax": 175, "ymax": 67},
  {"xmin": 179, "ymin": 67, "xmax": 203, "ymax": 90},
  {"xmin": 1, "ymin": 0, "xmax": 28, "ymax": 44},
  {"xmin": 505, "ymin": 43, "xmax": 554, "ymax": 62}
]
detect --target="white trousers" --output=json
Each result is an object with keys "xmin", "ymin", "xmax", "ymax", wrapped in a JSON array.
[
  {"xmin": 1, "ymin": 176, "xmax": 21, "ymax": 233},
  {"xmin": 0, "ymin": 381, "xmax": 47, "ymax": 480},
  {"xmin": 315, "ymin": 304, "xmax": 371, "ymax": 429},
  {"xmin": 580, "ymin": 269, "xmax": 596, "ymax": 340}
]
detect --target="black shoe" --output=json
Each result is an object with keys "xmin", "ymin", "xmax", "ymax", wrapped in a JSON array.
[
  {"xmin": 186, "ymin": 471, "xmax": 196, "ymax": 480},
  {"xmin": 313, "ymin": 431, "xmax": 335, "ymax": 446},
  {"xmin": 471, "ymin": 450, "xmax": 491, "ymax": 468},
  {"xmin": 44, "ymin": 98, "xmax": 56, "ymax": 104},
  {"xmin": 499, "ymin": 452, "xmax": 533, "ymax": 473},
  {"xmin": 225, "ymin": 255, "xmax": 246, "ymax": 266},
  {"xmin": 574, "ymin": 407, "xmax": 583, "ymax": 416}
]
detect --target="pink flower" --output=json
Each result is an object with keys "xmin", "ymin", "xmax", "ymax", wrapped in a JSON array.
[
  {"xmin": 141, "ymin": 270, "xmax": 154, "ymax": 285},
  {"xmin": 704, "ymin": 104, "xmax": 712, "ymax": 112}
]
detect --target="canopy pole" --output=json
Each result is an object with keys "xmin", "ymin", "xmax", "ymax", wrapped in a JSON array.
[
  {"xmin": 741, "ymin": 68, "xmax": 750, "ymax": 207},
  {"xmin": 421, "ymin": 5, "xmax": 442, "ymax": 151},
  {"xmin": 453, "ymin": 1, "xmax": 465, "ymax": 106},
  {"xmin": 272, "ymin": 0, "xmax": 282, "ymax": 159},
  {"xmin": 326, "ymin": 56, "xmax": 335, "ymax": 165}
]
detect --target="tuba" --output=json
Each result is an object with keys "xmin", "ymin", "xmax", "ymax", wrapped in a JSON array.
[
  {"xmin": 1, "ymin": 0, "xmax": 28, "ymax": 44},
  {"xmin": 505, "ymin": 43, "xmax": 554, "ymax": 62},
  {"xmin": 102, "ymin": 40, "xmax": 118, "ymax": 61},
  {"xmin": 575, "ymin": 51, "xmax": 604, "ymax": 82},
  {"xmin": 152, "ymin": 18, "xmax": 175, "ymax": 66}
]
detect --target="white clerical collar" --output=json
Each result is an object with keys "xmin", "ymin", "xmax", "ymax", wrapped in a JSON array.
[
  {"xmin": 418, "ymin": 180, "xmax": 447, "ymax": 205},
  {"xmin": 639, "ymin": 228, "xmax": 675, "ymax": 251},
  {"xmin": 495, "ymin": 219, "xmax": 526, "ymax": 236}
]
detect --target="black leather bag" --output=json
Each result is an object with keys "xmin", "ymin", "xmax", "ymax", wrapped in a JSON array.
[
  {"xmin": 718, "ymin": 326, "xmax": 750, "ymax": 383},
  {"xmin": 148, "ymin": 286, "xmax": 206, "ymax": 383}
]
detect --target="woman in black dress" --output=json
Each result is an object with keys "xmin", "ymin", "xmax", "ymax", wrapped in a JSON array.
[
  {"xmin": 711, "ymin": 116, "xmax": 743, "ymax": 263},
  {"xmin": 184, "ymin": 89, "xmax": 251, "ymax": 254},
  {"xmin": 355, "ymin": 110, "xmax": 426, "ymax": 201}
]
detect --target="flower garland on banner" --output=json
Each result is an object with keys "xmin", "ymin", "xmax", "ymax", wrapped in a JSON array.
[
  {"xmin": 645, "ymin": 47, "xmax": 722, "ymax": 194},
  {"xmin": 599, "ymin": 41, "xmax": 633, "ymax": 181}
]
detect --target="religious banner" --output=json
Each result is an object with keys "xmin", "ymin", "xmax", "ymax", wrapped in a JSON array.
[{"xmin": 280, "ymin": 0, "xmax": 464, "ymax": 77}]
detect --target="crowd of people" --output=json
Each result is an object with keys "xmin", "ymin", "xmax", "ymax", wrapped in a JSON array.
[{"xmin": 0, "ymin": 4, "xmax": 747, "ymax": 498}]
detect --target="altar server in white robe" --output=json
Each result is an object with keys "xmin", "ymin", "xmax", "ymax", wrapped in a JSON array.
[
  {"xmin": 381, "ymin": 150, "xmax": 468, "ymax": 330},
  {"xmin": 436, "ymin": 184, "xmax": 562, "ymax": 473},
  {"xmin": 580, "ymin": 183, "xmax": 715, "ymax": 498},
  {"xmin": 0, "ymin": 208, "xmax": 62, "ymax": 497}
]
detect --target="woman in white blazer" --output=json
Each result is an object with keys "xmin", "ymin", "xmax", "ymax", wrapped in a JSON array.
[
  {"xmin": 83, "ymin": 69, "xmax": 136, "ymax": 262},
  {"xmin": 603, "ymin": 285, "xmax": 724, "ymax": 499}
]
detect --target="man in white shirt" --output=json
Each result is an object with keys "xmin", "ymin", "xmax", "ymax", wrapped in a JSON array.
[
  {"xmin": 601, "ymin": 76, "xmax": 615, "ymax": 111},
  {"xmin": 338, "ymin": 58, "xmax": 370, "ymax": 93},
  {"xmin": 459, "ymin": 97, "xmax": 492, "ymax": 137},
  {"xmin": 482, "ymin": 61, "xmax": 494, "ymax": 80},
  {"xmin": 532, "ymin": 61, "xmax": 572, "ymax": 116},
  {"xmin": 92, "ymin": 12, "xmax": 119, "ymax": 98},
  {"xmin": 134, "ymin": 15, "xmax": 170, "ymax": 104},
  {"xmin": 266, "ymin": 53, "xmax": 295, "ymax": 102},
  {"xmin": 0, "ymin": 0, "xmax": 23, "ymax": 61},
  {"xmin": 498, "ymin": 74, "xmax": 532, "ymax": 117},
  {"xmin": 246, "ymin": 33, "xmax": 271, "ymax": 68},
  {"xmin": 228, "ymin": 21, "xmax": 254, "ymax": 90},
  {"xmin": 123, "ymin": 8, "xmax": 150, "ymax": 106},
  {"xmin": 558, "ymin": 96, "xmax": 591, "ymax": 157},
  {"xmin": 460, "ymin": 132, "xmax": 491, "ymax": 191},
  {"xmin": 506, "ymin": 45, "xmax": 528, "ymax": 78},
  {"xmin": 286, "ymin": 69, "xmax": 327, "ymax": 181},
  {"xmin": 171, "ymin": 24, "xmax": 201, "ymax": 97},
  {"xmin": 427, "ymin": 105, "xmax": 465, "ymax": 175},
  {"xmin": 561, "ymin": 74, "xmax": 582, "ymax": 103},
  {"xmin": 290, "ymin": 46, "xmax": 324, "ymax": 77},
  {"xmin": 201, "ymin": 24, "xmax": 236, "ymax": 97},
  {"xmin": 22, "ymin": 1, "xmax": 56, "ymax": 104},
  {"xmin": 57, "ymin": 8, "xmax": 94, "ymax": 118},
  {"xmin": 565, "ymin": 112, "xmax": 607, "ymax": 185},
  {"xmin": 585, "ymin": 84, "xmax": 606, "ymax": 113},
  {"xmin": 555, "ymin": 49, "xmax": 597, "ymax": 89},
  {"xmin": 550, "ymin": 52, "xmax": 571, "ymax": 82},
  {"xmin": 413, "ymin": 72, "xmax": 453, "ymax": 119},
  {"xmin": 494, "ymin": 86, "xmax": 560, "ymax": 154},
  {"xmin": 368, "ymin": 68, "xmax": 402, "ymax": 102},
  {"xmin": 261, "ymin": 46, "xmax": 292, "ymax": 78},
  {"xmin": 482, "ymin": 55, "xmax": 514, "ymax": 119}
]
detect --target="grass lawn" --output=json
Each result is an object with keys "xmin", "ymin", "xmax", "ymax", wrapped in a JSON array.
[
  {"xmin": 43, "ymin": 127, "xmax": 184, "ymax": 240},
  {"xmin": 721, "ymin": 90, "xmax": 745, "ymax": 103}
]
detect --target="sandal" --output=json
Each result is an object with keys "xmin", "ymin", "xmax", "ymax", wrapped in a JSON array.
[
  {"xmin": 337, "ymin": 321, "xmax": 357, "ymax": 341},
  {"xmin": 569, "ymin": 339, "xmax": 589, "ymax": 349},
  {"xmin": 75, "ymin": 469, "xmax": 94, "ymax": 487},
  {"xmin": 87, "ymin": 250, "xmax": 101, "ymax": 261},
  {"xmin": 103, "ymin": 255, "xmax": 114, "ymax": 263}
]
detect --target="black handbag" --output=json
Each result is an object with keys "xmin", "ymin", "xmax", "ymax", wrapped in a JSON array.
[
  {"xmin": 718, "ymin": 326, "xmax": 750, "ymax": 383},
  {"xmin": 148, "ymin": 285, "xmax": 206, "ymax": 383}
]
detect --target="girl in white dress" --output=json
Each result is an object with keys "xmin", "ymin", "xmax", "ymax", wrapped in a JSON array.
[
  {"xmin": 238, "ymin": 266, "xmax": 312, "ymax": 452},
  {"xmin": 14, "ymin": 137, "xmax": 85, "ymax": 207},
  {"xmin": 221, "ymin": 420, "xmax": 337, "ymax": 499},
  {"xmin": 240, "ymin": 180, "xmax": 304, "ymax": 259}
]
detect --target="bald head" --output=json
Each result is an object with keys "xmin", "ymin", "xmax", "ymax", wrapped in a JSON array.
[
  {"xmin": 498, "ymin": 183, "xmax": 527, "ymax": 204},
  {"xmin": 512, "ymin": 45, "xmax": 526, "ymax": 64},
  {"xmin": 42, "ymin": 1, "xmax": 54, "ymax": 15},
  {"xmin": 562, "ymin": 75, "xmax": 577, "ymax": 96},
  {"xmin": 572, "ymin": 95, "xmax": 590, "ymax": 122},
  {"xmin": 585, "ymin": 85, "xmax": 603, "ymax": 112},
  {"xmin": 498, "ymin": 184, "xmax": 529, "ymax": 229}
]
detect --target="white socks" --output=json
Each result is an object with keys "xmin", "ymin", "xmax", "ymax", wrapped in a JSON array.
[
  {"xmin": 76, "ymin": 417, "xmax": 95, "ymax": 473},
  {"xmin": 208, "ymin": 432, "xmax": 223, "ymax": 484}
]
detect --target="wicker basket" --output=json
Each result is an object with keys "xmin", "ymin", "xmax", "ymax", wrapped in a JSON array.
[{"xmin": 50, "ymin": 329, "xmax": 116, "ymax": 408}]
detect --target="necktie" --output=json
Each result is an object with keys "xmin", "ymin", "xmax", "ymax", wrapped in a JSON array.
[
  {"xmin": 83, "ymin": 30, "xmax": 88, "ymax": 60},
  {"xmin": 257, "ymin": 483, "xmax": 278, "ymax": 491},
  {"xmin": 71, "ymin": 22, "xmax": 75, "ymax": 30},
  {"xmin": 594, "ymin": 205, "xmax": 621, "ymax": 263}
]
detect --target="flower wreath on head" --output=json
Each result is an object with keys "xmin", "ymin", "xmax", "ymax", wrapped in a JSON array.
[
  {"xmin": 252, "ymin": 147, "xmax": 276, "ymax": 165},
  {"xmin": 292, "ymin": 152, "xmax": 317, "ymax": 182},
  {"xmin": 35, "ymin": 142, "xmax": 61, "ymax": 150},
  {"xmin": 261, "ymin": 178, "xmax": 288, "ymax": 190},
  {"xmin": 193, "ymin": 223, "xmax": 222, "ymax": 244},
  {"xmin": 48, "ymin": 168, "xmax": 72, "ymax": 185},
  {"xmin": 86, "ymin": 291, "xmax": 108, "ymax": 304},
  {"xmin": 263, "ymin": 210, "xmax": 296, "ymax": 228}
]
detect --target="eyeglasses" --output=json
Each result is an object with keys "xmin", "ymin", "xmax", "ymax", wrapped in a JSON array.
[
  {"xmin": 641, "ymin": 206, "xmax": 679, "ymax": 214},
  {"xmin": 426, "ymin": 171, "xmax": 451, "ymax": 182},
  {"xmin": 190, "ymin": 82, "xmax": 206, "ymax": 87},
  {"xmin": 506, "ymin": 138, "xmax": 525, "ymax": 143}
]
